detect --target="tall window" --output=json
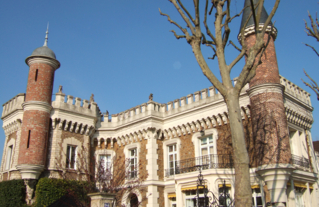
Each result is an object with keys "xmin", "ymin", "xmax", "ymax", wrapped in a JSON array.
[
  {"xmin": 129, "ymin": 148, "xmax": 137, "ymax": 179},
  {"xmin": 168, "ymin": 144, "xmax": 178, "ymax": 175},
  {"xmin": 5, "ymin": 145, "xmax": 13, "ymax": 170},
  {"xmin": 100, "ymin": 154, "xmax": 112, "ymax": 171},
  {"xmin": 252, "ymin": 188, "xmax": 263, "ymax": 207},
  {"xmin": 199, "ymin": 136, "xmax": 215, "ymax": 167},
  {"xmin": 66, "ymin": 145, "xmax": 77, "ymax": 169}
]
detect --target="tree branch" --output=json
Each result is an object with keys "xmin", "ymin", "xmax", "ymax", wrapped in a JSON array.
[{"xmin": 302, "ymin": 69, "xmax": 319, "ymax": 100}]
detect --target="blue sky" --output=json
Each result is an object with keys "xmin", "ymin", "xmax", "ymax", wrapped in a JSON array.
[{"xmin": 0, "ymin": 0, "xmax": 319, "ymax": 162}]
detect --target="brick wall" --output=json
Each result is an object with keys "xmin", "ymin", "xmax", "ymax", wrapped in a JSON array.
[
  {"xmin": 18, "ymin": 110, "xmax": 50, "ymax": 166},
  {"xmin": 25, "ymin": 63, "xmax": 55, "ymax": 103}
]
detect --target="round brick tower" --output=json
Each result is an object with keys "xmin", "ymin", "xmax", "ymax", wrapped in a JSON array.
[
  {"xmin": 239, "ymin": 1, "xmax": 292, "ymax": 205},
  {"xmin": 16, "ymin": 28, "xmax": 60, "ymax": 181},
  {"xmin": 239, "ymin": 0, "xmax": 291, "ymax": 166}
]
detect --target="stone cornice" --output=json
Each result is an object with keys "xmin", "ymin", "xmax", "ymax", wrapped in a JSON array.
[
  {"xmin": 25, "ymin": 56, "xmax": 60, "ymax": 70},
  {"xmin": 22, "ymin": 101, "xmax": 52, "ymax": 113},
  {"xmin": 238, "ymin": 24, "xmax": 278, "ymax": 42},
  {"xmin": 247, "ymin": 83, "xmax": 284, "ymax": 98}
]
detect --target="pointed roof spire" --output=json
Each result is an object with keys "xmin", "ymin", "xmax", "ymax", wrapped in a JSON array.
[
  {"xmin": 43, "ymin": 23, "xmax": 49, "ymax": 46},
  {"xmin": 239, "ymin": 0, "xmax": 272, "ymax": 31}
]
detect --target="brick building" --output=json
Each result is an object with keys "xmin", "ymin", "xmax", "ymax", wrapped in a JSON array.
[{"xmin": 1, "ymin": 1, "xmax": 319, "ymax": 207}]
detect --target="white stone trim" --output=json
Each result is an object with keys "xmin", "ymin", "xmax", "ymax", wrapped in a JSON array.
[
  {"xmin": 192, "ymin": 128, "xmax": 218, "ymax": 158},
  {"xmin": 26, "ymin": 57, "xmax": 60, "ymax": 70},
  {"xmin": 247, "ymin": 83, "xmax": 284, "ymax": 98},
  {"xmin": 238, "ymin": 24, "xmax": 278, "ymax": 42},
  {"xmin": 23, "ymin": 101, "xmax": 52, "ymax": 113},
  {"xmin": 124, "ymin": 142, "xmax": 141, "ymax": 158}
]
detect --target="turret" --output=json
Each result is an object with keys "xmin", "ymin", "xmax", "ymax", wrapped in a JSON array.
[
  {"xmin": 16, "ymin": 28, "xmax": 60, "ymax": 182},
  {"xmin": 239, "ymin": 1, "xmax": 292, "ymax": 206}
]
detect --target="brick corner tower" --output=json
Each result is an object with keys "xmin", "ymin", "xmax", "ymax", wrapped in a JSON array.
[
  {"xmin": 239, "ymin": 0, "xmax": 292, "ymax": 205},
  {"xmin": 16, "ymin": 28, "xmax": 60, "ymax": 185}
]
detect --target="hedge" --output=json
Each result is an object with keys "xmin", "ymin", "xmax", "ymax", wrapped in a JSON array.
[
  {"xmin": 34, "ymin": 178, "xmax": 93, "ymax": 207},
  {"xmin": 0, "ymin": 179, "xmax": 26, "ymax": 207}
]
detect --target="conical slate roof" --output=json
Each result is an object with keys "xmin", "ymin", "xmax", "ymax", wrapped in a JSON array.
[{"xmin": 239, "ymin": 0, "xmax": 272, "ymax": 31}]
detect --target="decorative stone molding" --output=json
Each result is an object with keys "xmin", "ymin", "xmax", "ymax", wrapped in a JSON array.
[
  {"xmin": 25, "ymin": 56, "xmax": 60, "ymax": 70},
  {"xmin": 247, "ymin": 83, "xmax": 284, "ymax": 98},
  {"xmin": 3, "ymin": 119, "xmax": 22, "ymax": 137},
  {"xmin": 16, "ymin": 164, "xmax": 44, "ymax": 179},
  {"xmin": 285, "ymin": 106, "xmax": 313, "ymax": 129},
  {"xmin": 22, "ymin": 101, "xmax": 52, "ymax": 113},
  {"xmin": 238, "ymin": 24, "xmax": 278, "ymax": 42}
]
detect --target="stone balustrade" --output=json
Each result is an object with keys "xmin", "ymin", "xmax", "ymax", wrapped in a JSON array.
[
  {"xmin": 280, "ymin": 75, "xmax": 311, "ymax": 106},
  {"xmin": 1, "ymin": 93, "xmax": 25, "ymax": 118}
]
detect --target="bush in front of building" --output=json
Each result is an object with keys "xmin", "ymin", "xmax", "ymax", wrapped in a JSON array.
[
  {"xmin": 34, "ymin": 178, "xmax": 93, "ymax": 207},
  {"xmin": 0, "ymin": 179, "xmax": 26, "ymax": 207}
]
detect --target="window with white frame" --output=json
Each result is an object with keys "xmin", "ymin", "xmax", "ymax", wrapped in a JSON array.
[
  {"xmin": 168, "ymin": 144, "xmax": 178, "ymax": 175},
  {"xmin": 5, "ymin": 145, "xmax": 13, "ymax": 170},
  {"xmin": 252, "ymin": 188, "xmax": 263, "ymax": 207},
  {"xmin": 199, "ymin": 136, "xmax": 216, "ymax": 167},
  {"xmin": 129, "ymin": 148, "xmax": 137, "ymax": 179},
  {"xmin": 184, "ymin": 189, "xmax": 208, "ymax": 207},
  {"xmin": 99, "ymin": 154, "xmax": 112, "ymax": 172},
  {"xmin": 66, "ymin": 145, "xmax": 77, "ymax": 169}
]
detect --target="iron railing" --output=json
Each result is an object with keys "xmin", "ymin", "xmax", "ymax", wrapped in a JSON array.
[
  {"xmin": 165, "ymin": 154, "xmax": 233, "ymax": 177},
  {"xmin": 291, "ymin": 154, "xmax": 310, "ymax": 169}
]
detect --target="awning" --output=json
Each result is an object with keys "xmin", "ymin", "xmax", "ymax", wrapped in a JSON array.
[
  {"xmin": 218, "ymin": 184, "xmax": 231, "ymax": 188},
  {"xmin": 251, "ymin": 185, "xmax": 260, "ymax": 189},
  {"xmin": 181, "ymin": 185, "xmax": 207, "ymax": 191},
  {"xmin": 168, "ymin": 193, "xmax": 176, "ymax": 198},
  {"xmin": 287, "ymin": 182, "xmax": 313, "ymax": 189}
]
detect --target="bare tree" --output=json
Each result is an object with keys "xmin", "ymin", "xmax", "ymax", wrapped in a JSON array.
[
  {"xmin": 160, "ymin": 0, "xmax": 280, "ymax": 206},
  {"xmin": 302, "ymin": 11, "xmax": 319, "ymax": 100}
]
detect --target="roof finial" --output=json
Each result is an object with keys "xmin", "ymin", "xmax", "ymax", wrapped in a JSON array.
[{"xmin": 43, "ymin": 23, "xmax": 49, "ymax": 46}]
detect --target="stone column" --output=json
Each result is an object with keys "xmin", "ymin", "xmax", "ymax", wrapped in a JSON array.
[{"xmin": 146, "ymin": 128, "xmax": 159, "ymax": 207}]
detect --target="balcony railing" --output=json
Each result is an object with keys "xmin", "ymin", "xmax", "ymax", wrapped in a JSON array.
[
  {"xmin": 165, "ymin": 154, "xmax": 233, "ymax": 177},
  {"xmin": 291, "ymin": 154, "xmax": 310, "ymax": 169}
]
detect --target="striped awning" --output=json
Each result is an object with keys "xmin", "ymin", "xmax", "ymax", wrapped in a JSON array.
[
  {"xmin": 181, "ymin": 185, "xmax": 207, "ymax": 191},
  {"xmin": 287, "ymin": 182, "xmax": 313, "ymax": 189},
  {"xmin": 168, "ymin": 193, "xmax": 176, "ymax": 198}
]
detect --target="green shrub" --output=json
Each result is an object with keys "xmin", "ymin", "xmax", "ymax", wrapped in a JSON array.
[
  {"xmin": 0, "ymin": 179, "xmax": 26, "ymax": 207},
  {"xmin": 34, "ymin": 178, "xmax": 93, "ymax": 207}
]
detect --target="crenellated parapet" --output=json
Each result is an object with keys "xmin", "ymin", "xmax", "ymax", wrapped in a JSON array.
[
  {"xmin": 51, "ymin": 92, "xmax": 99, "ymax": 135},
  {"xmin": 280, "ymin": 75, "xmax": 312, "ymax": 106},
  {"xmin": 107, "ymin": 84, "xmax": 250, "ymax": 126},
  {"xmin": 1, "ymin": 93, "xmax": 25, "ymax": 119}
]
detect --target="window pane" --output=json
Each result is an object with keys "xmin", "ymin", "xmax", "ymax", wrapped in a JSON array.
[
  {"xmin": 209, "ymin": 146, "xmax": 214, "ymax": 154},
  {"xmin": 201, "ymin": 148, "xmax": 208, "ymax": 156},
  {"xmin": 169, "ymin": 145, "xmax": 173, "ymax": 152},
  {"xmin": 169, "ymin": 154, "xmax": 173, "ymax": 161},
  {"xmin": 201, "ymin": 138, "xmax": 207, "ymax": 145},
  {"xmin": 209, "ymin": 137, "xmax": 213, "ymax": 143}
]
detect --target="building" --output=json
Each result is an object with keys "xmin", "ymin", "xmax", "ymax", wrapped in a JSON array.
[{"xmin": 1, "ymin": 1, "xmax": 319, "ymax": 207}]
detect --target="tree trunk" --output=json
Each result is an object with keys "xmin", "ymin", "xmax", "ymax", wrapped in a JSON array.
[{"xmin": 225, "ymin": 91, "xmax": 252, "ymax": 207}]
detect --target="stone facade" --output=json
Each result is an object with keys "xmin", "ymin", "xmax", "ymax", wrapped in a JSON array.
[{"xmin": 0, "ymin": 7, "xmax": 318, "ymax": 207}]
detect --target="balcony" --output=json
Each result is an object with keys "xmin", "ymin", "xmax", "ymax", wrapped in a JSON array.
[
  {"xmin": 165, "ymin": 154, "xmax": 311, "ymax": 177},
  {"xmin": 291, "ymin": 154, "xmax": 310, "ymax": 169},
  {"xmin": 165, "ymin": 154, "xmax": 233, "ymax": 177}
]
